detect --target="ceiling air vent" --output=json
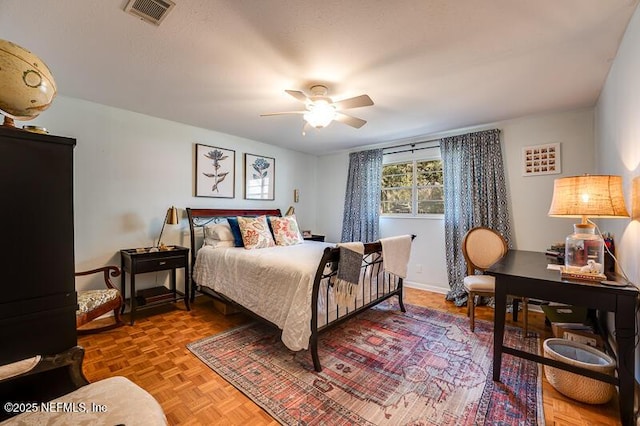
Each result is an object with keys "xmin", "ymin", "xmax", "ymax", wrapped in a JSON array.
[{"xmin": 124, "ymin": 0, "xmax": 175, "ymax": 26}]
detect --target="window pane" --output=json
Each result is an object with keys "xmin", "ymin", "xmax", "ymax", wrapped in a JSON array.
[
  {"xmin": 381, "ymin": 188, "xmax": 412, "ymax": 214},
  {"xmin": 417, "ymin": 186, "xmax": 444, "ymax": 201},
  {"xmin": 418, "ymin": 200, "xmax": 445, "ymax": 214},
  {"xmin": 382, "ymin": 162, "xmax": 413, "ymax": 188},
  {"xmin": 416, "ymin": 160, "xmax": 443, "ymax": 185},
  {"xmin": 381, "ymin": 158, "xmax": 444, "ymax": 216}
]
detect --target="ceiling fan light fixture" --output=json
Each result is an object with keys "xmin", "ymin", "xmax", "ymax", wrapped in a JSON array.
[
  {"xmin": 303, "ymin": 100, "xmax": 336, "ymax": 128},
  {"xmin": 262, "ymin": 85, "xmax": 372, "ymax": 131}
]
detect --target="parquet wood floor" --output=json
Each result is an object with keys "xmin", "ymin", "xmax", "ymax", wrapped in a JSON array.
[{"xmin": 78, "ymin": 287, "xmax": 621, "ymax": 425}]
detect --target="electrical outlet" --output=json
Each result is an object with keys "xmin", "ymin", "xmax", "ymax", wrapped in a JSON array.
[{"xmin": 416, "ymin": 264, "xmax": 422, "ymax": 273}]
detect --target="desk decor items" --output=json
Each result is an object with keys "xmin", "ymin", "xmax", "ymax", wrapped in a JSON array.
[
  {"xmin": 196, "ymin": 144, "xmax": 235, "ymax": 198},
  {"xmin": 0, "ymin": 39, "xmax": 57, "ymax": 128},
  {"xmin": 548, "ymin": 175, "xmax": 629, "ymax": 280}
]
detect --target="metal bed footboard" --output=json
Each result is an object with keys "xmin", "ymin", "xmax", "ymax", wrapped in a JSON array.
[{"xmin": 309, "ymin": 241, "xmax": 406, "ymax": 372}]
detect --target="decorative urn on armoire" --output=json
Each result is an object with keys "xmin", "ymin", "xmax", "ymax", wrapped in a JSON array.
[{"xmin": 0, "ymin": 39, "xmax": 57, "ymax": 128}]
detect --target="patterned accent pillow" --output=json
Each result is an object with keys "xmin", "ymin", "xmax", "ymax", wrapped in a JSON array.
[
  {"xmin": 269, "ymin": 215, "xmax": 303, "ymax": 246},
  {"xmin": 237, "ymin": 215, "xmax": 275, "ymax": 249}
]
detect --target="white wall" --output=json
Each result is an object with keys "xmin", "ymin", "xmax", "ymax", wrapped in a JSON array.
[
  {"xmin": 594, "ymin": 5, "xmax": 640, "ymax": 380},
  {"xmin": 502, "ymin": 109, "xmax": 595, "ymax": 250},
  {"xmin": 317, "ymin": 108, "xmax": 595, "ymax": 292},
  {"xmin": 30, "ymin": 96, "xmax": 319, "ymax": 292}
]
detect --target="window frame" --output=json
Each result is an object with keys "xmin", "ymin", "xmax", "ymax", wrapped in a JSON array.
[{"xmin": 381, "ymin": 150, "xmax": 444, "ymax": 218}]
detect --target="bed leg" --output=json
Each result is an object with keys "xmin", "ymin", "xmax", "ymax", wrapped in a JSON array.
[
  {"xmin": 398, "ymin": 291, "xmax": 406, "ymax": 313},
  {"xmin": 310, "ymin": 334, "xmax": 322, "ymax": 372}
]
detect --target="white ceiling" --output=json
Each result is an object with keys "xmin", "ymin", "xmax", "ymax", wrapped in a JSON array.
[{"xmin": 1, "ymin": 0, "xmax": 638, "ymax": 155}]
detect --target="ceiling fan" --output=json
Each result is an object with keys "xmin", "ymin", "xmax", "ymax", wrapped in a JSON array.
[{"xmin": 261, "ymin": 85, "xmax": 374, "ymax": 135}]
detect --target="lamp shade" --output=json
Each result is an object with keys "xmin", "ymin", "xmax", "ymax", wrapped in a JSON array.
[
  {"xmin": 548, "ymin": 175, "xmax": 630, "ymax": 220},
  {"xmin": 166, "ymin": 206, "xmax": 179, "ymax": 225},
  {"xmin": 155, "ymin": 206, "xmax": 179, "ymax": 248}
]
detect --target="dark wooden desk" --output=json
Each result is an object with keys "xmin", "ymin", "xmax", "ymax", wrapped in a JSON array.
[{"xmin": 490, "ymin": 250, "xmax": 637, "ymax": 426}]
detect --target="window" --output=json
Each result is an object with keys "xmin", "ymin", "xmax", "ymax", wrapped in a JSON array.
[{"xmin": 381, "ymin": 159, "xmax": 444, "ymax": 215}]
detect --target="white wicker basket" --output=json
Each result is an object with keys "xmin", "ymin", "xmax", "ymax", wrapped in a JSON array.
[{"xmin": 543, "ymin": 338, "xmax": 615, "ymax": 404}]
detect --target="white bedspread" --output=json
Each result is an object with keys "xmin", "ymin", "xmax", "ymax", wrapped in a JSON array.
[{"xmin": 194, "ymin": 241, "xmax": 334, "ymax": 351}]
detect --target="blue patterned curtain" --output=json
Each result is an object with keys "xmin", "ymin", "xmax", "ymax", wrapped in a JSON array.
[
  {"xmin": 341, "ymin": 149, "xmax": 383, "ymax": 243},
  {"xmin": 441, "ymin": 129, "xmax": 512, "ymax": 306}
]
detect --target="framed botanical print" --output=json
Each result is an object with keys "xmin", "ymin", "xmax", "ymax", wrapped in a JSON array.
[
  {"xmin": 195, "ymin": 143, "xmax": 235, "ymax": 198},
  {"xmin": 244, "ymin": 153, "xmax": 275, "ymax": 200},
  {"xmin": 522, "ymin": 143, "xmax": 561, "ymax": 176}
]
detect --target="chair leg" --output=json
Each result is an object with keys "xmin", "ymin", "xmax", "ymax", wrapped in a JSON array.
[
  {"xmin": 512, "ymin": 298, "xmax": 519, "ymax": 322},
  {"xmin": 113, "ymin": 306, "xmax": 124, "ymax": 327},
  {"xmin": 469, "ymin": 292, "xmax": 475, "ymax": 332}
]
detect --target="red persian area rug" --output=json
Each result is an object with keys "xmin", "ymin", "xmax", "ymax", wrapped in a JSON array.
[{"xmin": 187, "ymin": 302, "xmax": 543, "ymax": 425}]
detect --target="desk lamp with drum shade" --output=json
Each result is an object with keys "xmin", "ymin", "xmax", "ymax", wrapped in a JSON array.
[{"xmin": 548, "ymin": 175, "xmax": 629, "ymax": 280}]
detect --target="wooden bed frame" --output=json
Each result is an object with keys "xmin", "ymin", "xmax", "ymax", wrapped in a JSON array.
[{"xmin": 186, "ymin": 208, "xmax": 408, "ymax": 371}]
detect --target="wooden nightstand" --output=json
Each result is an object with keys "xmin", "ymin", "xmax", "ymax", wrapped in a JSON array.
[
  {"xmin": 120, "ymin": 246, "xmax": 190, "ymax": 325},
  {"xmin": 303, "ymin": 234, "xmax": 325, "ymax": 242}
]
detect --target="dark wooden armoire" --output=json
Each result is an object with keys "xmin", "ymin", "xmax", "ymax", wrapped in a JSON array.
[{"xmin": 0, "ymin": 126, "xmax": 77, "ymax": 409}]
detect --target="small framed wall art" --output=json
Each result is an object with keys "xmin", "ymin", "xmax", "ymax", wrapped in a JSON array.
[
  {"xmin": 195, "ymin": 143, "xmax": 235, "ymax": 198},
  {"xmin": 244, "ymin": 153, "xmax": 275, "ymax": 200},
  {"xmin": 522, "ymin": 143, "xmax": 561, "ymax": 176}
]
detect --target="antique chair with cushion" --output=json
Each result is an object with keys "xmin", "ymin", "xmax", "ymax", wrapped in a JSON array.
[
  {"xmin": 76, "ymin": 266, "xmax": 124, "ymax": 334},
  {"xmin": 462, "ymin": 227, "xmax": 528, "ymax": 334}
]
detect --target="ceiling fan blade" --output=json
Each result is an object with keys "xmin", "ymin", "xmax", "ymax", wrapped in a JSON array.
[
  {"xmin": 335, "ymin": 112, "xmax": 367, "ymax": 129},
  {"xmin": 285, "ymin": 90, "xmax": 309, "ymax": 103},
  {"xmin": 332, "ymin": 94, "xmax": 374, "ymax": 110},
  {"xmin": 260, "ymin": 111, "xmax": 306, "ymax": 116}
]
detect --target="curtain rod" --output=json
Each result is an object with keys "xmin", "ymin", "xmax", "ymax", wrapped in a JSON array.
[
  {"xmin": 383, "ymin": 138, "xmax": 441, "ymax": 155},
  {"xmin": 381, "ymin": 128, "xmax": 501, "ymax": 155}
]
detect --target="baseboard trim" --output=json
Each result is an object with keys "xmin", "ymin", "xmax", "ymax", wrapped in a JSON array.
[{"xmin": 404, "ymin": 281, "xmax": 448, "ymax": 295}]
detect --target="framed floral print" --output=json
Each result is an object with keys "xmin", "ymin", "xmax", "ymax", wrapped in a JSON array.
[
  {"xmin": 244, "ymin": 153, "xmax": 275, "ymax": 200},
  {"xmin": 195, "ymin": 143, "xmax": 235, "ymax": 198}
]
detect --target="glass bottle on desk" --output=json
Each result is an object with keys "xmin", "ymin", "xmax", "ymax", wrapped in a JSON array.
[{"xmin": 565, "ymin": 223, "xmax": 604, "ymax": 273}]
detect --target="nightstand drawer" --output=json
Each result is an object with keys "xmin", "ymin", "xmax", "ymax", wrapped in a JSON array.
[{"xmin": 134, "ymin": 255, "xmax": 185, "ymax": 273}]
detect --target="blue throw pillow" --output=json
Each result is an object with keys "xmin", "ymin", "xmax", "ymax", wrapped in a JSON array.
[{"xmin": 227, "ymin": 217, "xmax": 244, "ymax": 247}]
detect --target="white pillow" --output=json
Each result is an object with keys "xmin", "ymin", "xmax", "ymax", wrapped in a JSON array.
[
  {"xmin": 204, "ymin": 222, "xmax": 234, "ymax": 246},
  {"xmin": 206, "ymin": 239, "xmax": 235, "ymax": 249}
]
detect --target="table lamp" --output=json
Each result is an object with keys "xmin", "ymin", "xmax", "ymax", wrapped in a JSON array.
[
  {"xmin": 548, "ymin": 175, "xmax": 629, "ymax": 277},
  {"xmin": 150, "ymin": 206, "xmax": 179, "ymax": 252}
]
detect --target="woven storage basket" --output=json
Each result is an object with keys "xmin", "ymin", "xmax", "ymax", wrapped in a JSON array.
[{"xmin": 543, "ymin": 338, "xmax": 615, "ymax": 404}]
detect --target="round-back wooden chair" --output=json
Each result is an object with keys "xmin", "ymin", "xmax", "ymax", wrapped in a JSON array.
[{"xmin": 462, "ymin": 227, "xmax": 528, "ymax": 334}]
